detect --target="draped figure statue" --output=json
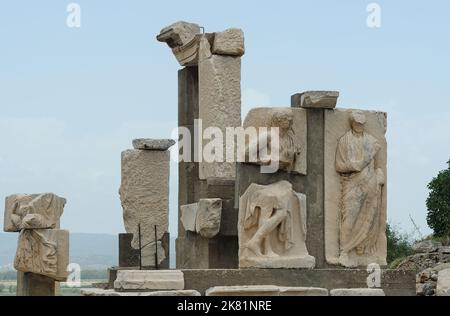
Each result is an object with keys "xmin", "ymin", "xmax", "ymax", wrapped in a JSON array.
[{"xmin": 335, "ymin": 111, "xmax": 385, "ymax": 267}]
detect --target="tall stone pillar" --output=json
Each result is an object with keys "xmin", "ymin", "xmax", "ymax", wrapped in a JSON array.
[
  {"xmin": 158, "ymin": 22, "xmax": 244, "ymax": 269},
  {"xmin": 119, "ymin": 139, "xmax": 174, "ymax": 269}
]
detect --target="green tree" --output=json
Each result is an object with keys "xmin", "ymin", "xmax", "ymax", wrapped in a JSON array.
[
  {"xmin": 386, "ymin": 224, "xmax": 414, "ymax": 265},
  {"xmin": 426, "ymin": 160, "xmax": 450, "ymax": 240}
]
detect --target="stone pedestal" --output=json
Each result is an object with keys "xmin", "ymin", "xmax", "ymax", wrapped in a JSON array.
[
  {"xmin": 17, "ymin": 272, "xmax": 56, "ymax": 296},
  {"xmin": 119, "ymin": 233, "xmax": 170, "ymax": 269}
]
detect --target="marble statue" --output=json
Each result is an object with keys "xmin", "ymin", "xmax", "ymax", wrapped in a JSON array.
[
  {"xmin": 335, "ymin": 111, "xmax": 386, "ymax": 267},
  {"xmin": 238, "ymin": 181, "xmax": 315, "ymax": 268}
]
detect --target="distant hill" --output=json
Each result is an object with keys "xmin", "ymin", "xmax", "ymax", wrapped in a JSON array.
[{"xmin": 0, "ymin": 233, "xmax": 176, "ymax": 271}]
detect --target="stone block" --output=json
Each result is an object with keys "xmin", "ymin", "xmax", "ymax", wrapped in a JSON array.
[
  {"xmin": 279, "ymin": 287, "xmax": 329, "ymax": 296},
  {"xmin": 436, "ymin": 269, "xmax": 450, "ymax": 296},
  {"xmin": 206, "ymin": 285, "xmax": 280, "ymax": 296},
  {"xmin": 120, "ymin": 149, "xmax": 169, "ymax": 267},
  {"xmin": 291, "ymin": 91, "xmax": 339, "ymax": 109},
  {"xmin": 114, "ymin": 270, "xmax": 185, "ymax": 292},
  {"xmin": 212, "ymin": 28, "xmax": 245, "ymax": 56},
  {"xmin": 81, "ymin": 289, "xmax": 200, "ymax": 296},
  {"xmin": 16, "ymin": 272, "xmax": 56, "ymax": 296},
  {"xmin": 132, "ymin": 139, "xmax": 175, "ymax": 151},
  {"xmin": 330, "ymin": 288, "xmax": 385, "ymax": 296}
]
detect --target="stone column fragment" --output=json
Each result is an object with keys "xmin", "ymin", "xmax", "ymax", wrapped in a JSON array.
[{"xmin": 119, "ymin": 139, "xmax": 174, "ymax": 267}]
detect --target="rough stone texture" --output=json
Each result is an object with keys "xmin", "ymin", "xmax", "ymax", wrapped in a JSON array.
[
  {"xmin": 120, "ymin": 149, "xmax": 169, "ymax": 267},
  {"xmin": 441, "ymin": 246, "xmax": 450, "ymax": 254},
  {"xmin": 132, "ymin": 139, "xmax": 175, "ymax": 151},
  {"xmin": 16, "ymin": 272, "xmax": 56, "ymax": 296},
  {"xmin": 324, "ymin": 109, "xmax": 388, "ymax": 267},
  {"xmin": 182, "ymin": 269, "xmax": 416, "ymax": 296},
  {"xmin": 196, "ymin": 199, "xmax": 222, "ymax": 238},
  {"xmin": 239, "ymin": 181, "xmax": 315, "ymax": 269},
  {"xmin": 330, "ymin": 288, "xmax": 385, "ymax": 296},
  {"xmin": 180, "ymin": 203, "xmax": 198, "ymax": 233},
  {"xmin": 180, "ymin": 199, "xmax": 222, "ymax": 238},
  {"xmin": 14, "ymin": 229, "xmax": 69, "ymax": 281},
  {"xmin": 291, "ymin": 91, "xmax": 339, "ymax": 109},
  {"xmin": 157, "ymin": 21, "xmax": 202, "ymax": 66},
  {"xmin": 81, "ymin": 289, "xmax": 200, "ymax": 297},
  {"xmin": 413, "ymin": 240, "xmax": 442, "ymax": 253},
  {"xmin": 114, "ymin": 270, "xmax": 184, "ymax": 292},
  {"xmin": 279, "ymin": 287, "xmax": 329, "ymax": 296},
  {"xmin": 206, "ymin": 285, "xmax": 280, "ymax": 296},
  {"xmin": 243, "ymin": 107, "xmax": 307, "ymax": 175},
  {"xmin": 205, "ymin": 285, "xmax": 328, "ymax": 296},
  {"xmin": 212, "ymin": 28, "xmax": 245, "ymax": 56},
  {"xmin": 199, "ymin": 36, "xmax": 241, "ymax": 180},
  {"xmin": 436, "ymin": 269, "xmax": 450, "ymax": 296},
  {"xmin": 4, "ymin": 193, "xmax": 66, "ymax": 232}
]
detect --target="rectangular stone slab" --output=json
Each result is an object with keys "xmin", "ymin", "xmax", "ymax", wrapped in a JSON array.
[
  {"xmin": 114, "ymin": 270, "xmax": 184, "ymax": 292},
  {"xmin": 324, "ymin": 108, "xmax": 387, "ymax": 267}
]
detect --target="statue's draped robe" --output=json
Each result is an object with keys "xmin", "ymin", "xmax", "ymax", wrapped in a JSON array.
[
  {"xmin": 336, "ymin": 131, "xmax": 382, "ymax": 255},
  {"xmin": 243, "ymin": 181, "xmax": 306, "ymax": 252}
]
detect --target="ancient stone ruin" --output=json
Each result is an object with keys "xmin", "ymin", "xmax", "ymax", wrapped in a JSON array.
[
  {"xmin": 79, "ymin": 20, "xmax": 417, "ymax": 296},
  {"xmin": 3, "ymin": 193, "xmax": 69, "ymax": 296}
]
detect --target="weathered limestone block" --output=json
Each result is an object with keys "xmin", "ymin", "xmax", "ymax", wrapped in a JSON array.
[
  {"xmin": 325, "ymin": 109, "xmax": 388, "ymax": 268},
  {"xmin": 291, "ymin": 91, "xmax": 339, "ymax": 109},
  {"xmin": 436, "ymin": 269, "xmax": 450, "ymax": 296},
  {"xmin": 120, "ymin": 149, "xmax": 171, "ymax": 267},
  {"xmin": 180, "ymin": 199, "xmax": 222, "ymax": 238},
  {"xmin": 132, "ymin": 139, "xmax": 175, "ymax": 151},
  {"xmin": 180, "ymin": 203, "xmax": 198, "ymax": 233},
  {"xmin": 199, "ymin": 36, "xmax": 242, "ymax": 180},
  {"xmin": 239, "ymin": 181, "xmax": 315, "ymax": 269},
  {"xmin": 196, "ymin": 199, "xmax": 222, "ymax": 238},
  {"xmin": 14, "ymin": 229, "xmax": 69, "ymax": 281},
  {"xmin": 279, "ymin": 287, "xmax": 329, "ymax": 296},
  {"xmin": 243, "ymin": 107, "xmax": 307, "ymax": 175},
  {"xmin": 81, "ymin": 289, "xmax": 200, "ymax": 296},
  {"xmin": 212, "ymin": 28, "xmax": 245, "ymax": 56},
  {"xmin": 330, "ymin": 288, "xmax": 385, "ymax": 296},
  {"xmin": 114, "ymin": 270, "xmax": 184, "ymax": 292},
  {"xmin": 4, "ymin": 193, "xmax": 66, "ymax": 232},
  {"xmin": 157, "ymin": 21, "xmax": 202, "ymax": 66},
  {"xmin": 205, "ymin": 286, "xmax": 328, "ymax": 296},
  {"xmin": 206, "ymin": 285, "xmax": 280, "ymax": 296}
]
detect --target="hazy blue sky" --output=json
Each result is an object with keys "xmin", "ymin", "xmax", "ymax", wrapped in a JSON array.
[{"xmin": 1, "ymin": 1, "xmax": 449, "ymax": 238}]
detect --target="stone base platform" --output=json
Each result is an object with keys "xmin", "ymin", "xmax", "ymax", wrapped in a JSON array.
[
  {"xmin": 182, "ymin": 269, "xmax": 415, "ymax": 296},
  {"xmin": 107, "ymin": 268, "xmax": 415, "ymax": 296}
]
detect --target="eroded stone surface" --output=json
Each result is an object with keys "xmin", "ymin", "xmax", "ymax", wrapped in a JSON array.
[
  {"xmin": 132, "ymin": 139, "xmax": 175, "ymax": 151},
  {"xmin": 14, "ymin": 229, "xmax": 69, "ymax": 281},
  {"xmin": 212, "ymin": 28, "xmax": 245, "ymax": 56},
  {"xmin": 81, "ymin": 289, "xmax": 200, "ymax": 296},
  {"xmin": 330, "ymin": 288, "xmax": 385, "ymax": 296},
  {"xmin": 243, "ymin": 107, "xmax": 307, "ymax": 175},
  {"xmin": 180, "ymin": 203, "xmax": 198, "ymax": 233},
  {"xmin": 4, "ymin": 193, "xmax": 66, "ymax": 232},
  {"xmin": 120, "ymin": 149, "xmax": 169, "ymax": 267},
  {"xmin": 196, "ymin": 199, "xmax": 222, "ymax": 238},
  {"xmin": 114, "ymin": 270, "xmax": 184, "ymax": 292},
  {"xmin": 278, "ymin": 287, "xmax": 329, "ymax": 296},
  {"xmin": 325, "ymin": 109, "xmax": 387, "ymax": 268},
  {"xmin": 239, "ymin": 181, "xmax": 315, "ymax": 269},
  {"xmin": 206, "ymin": 285, "xmax": 280, "ymax": 296},
  {"xmin": 199, "ymin": 36, "xmax": 241, "ymax": 180},
  {"xmin": 436, "ymin": 269, "xmax": 450, "ymax": 296},
  {"xmin": 292, "ymin": 91, "xmax": 339, "ymax": 109},
  {"xmin": 206, "ymin": 286, "xmax": 328, "ymax": 296}
]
